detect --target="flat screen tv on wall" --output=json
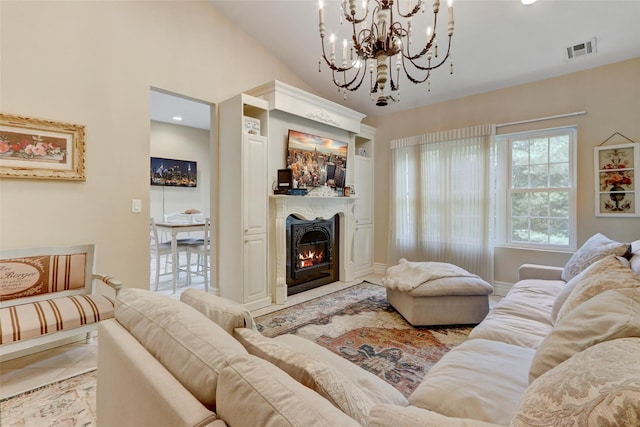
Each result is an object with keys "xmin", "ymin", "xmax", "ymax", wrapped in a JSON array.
[
  {"xmin": 286, "ymin": 129, "xmax": 348, "ymax": 189},
  {"xmin": 150, "ymin": 157, "xmax": 197, "ymax": 187}
]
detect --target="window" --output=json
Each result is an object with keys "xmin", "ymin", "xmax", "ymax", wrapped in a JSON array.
[{"xmin": 497, "ymin": 126, "xmax": 576, "ymax": 249}]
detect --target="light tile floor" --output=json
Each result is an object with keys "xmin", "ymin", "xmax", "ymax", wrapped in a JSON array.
[{"xmin": 0, "ymin": 257, "xmax": 501, "ymax": 400}]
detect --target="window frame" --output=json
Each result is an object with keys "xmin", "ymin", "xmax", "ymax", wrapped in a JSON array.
[{"xmin": 496, "ymin": 125, "xmax": 577, "ymax": 251}]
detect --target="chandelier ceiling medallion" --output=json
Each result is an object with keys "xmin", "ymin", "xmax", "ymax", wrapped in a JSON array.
[{"xmin": 318, "ymin": 0, "xmax": 454, "ymax": 106}]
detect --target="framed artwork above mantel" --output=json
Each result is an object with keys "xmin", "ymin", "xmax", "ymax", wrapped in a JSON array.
[{"xmin": 595, "ymin": 142, "xmax": 639, "ymax": 217}]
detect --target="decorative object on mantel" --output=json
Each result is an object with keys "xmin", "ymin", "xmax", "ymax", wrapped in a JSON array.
[
  {"xmin": 317, "ymin": 0, "xmax": 454, "ymax": 106},
  {"xmin": 308, "ymin": 184, "xmax": 339, "ymax": 197},
  {"xmin": 0, "ymin": 113, "xmax": 86, "ymax": 181},
  {"xmin": 594, "ymin": 132, "xmax": 638, "ymax": 217},
  {"xmin": 288, "ymin": 188, "xmax": 309, "ymax": 196}
]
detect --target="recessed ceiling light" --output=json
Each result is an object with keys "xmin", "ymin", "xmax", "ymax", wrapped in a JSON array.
[
  {"xmin": 521, "ymin": 0, "xmax": 537, "ymax": 4},
  {"xmin": 172, "ymin": 116, "xmax": 183, "ymax": 121}
]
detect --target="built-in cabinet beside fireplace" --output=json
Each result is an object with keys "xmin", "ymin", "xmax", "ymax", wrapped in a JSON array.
[
  {"xmin": 353, "ymin": 124, "xmax": 375, "ymax": 277},
  {"xmin": 217, "ymin": 93, "xmax": 271, "ymax": 311}
]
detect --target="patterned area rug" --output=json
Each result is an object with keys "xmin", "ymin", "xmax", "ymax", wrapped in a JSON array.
[
  {"xmin": 256, "ymin": 281, "xmax": 472, "ymax": 397},
  {"xmin": 0, "ymin": 370, "xmax": 96, "ymax": 426}
]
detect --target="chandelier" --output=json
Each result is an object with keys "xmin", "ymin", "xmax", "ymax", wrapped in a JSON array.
[{"xmin": 318, "ymin": 0, "xmax": 454, "ymax": 106}]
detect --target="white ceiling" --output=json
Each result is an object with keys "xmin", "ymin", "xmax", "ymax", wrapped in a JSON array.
[
  {"xmin": 149, "ymin": 89, "xmax": 212, "ymax": 130},
  {"xmin": 150, "ymin": 0, "xmax": 640, "ymax": 127},
  {"xmin": 208, "ymin": 0, "xmax": 640, "ymax": 118}
]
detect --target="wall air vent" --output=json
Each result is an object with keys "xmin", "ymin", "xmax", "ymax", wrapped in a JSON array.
[{"xmin": 566, "ymin": 38, "xmax": 597, "ymax": 60}]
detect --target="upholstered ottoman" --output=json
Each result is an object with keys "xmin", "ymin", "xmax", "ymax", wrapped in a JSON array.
[{"xmin": 382, "ymin": 259, "xmax": 494, "ymax": 326}]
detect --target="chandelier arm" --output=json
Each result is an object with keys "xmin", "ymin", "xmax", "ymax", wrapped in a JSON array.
[
  {"xmin": 319, "ymin": 34, "xmax": 357, "ymax": 73},
  {"xmin": 331, "ymin": 63, "xmax": 368, "ymax": 92},
  {"xmin": 402, "ymin": 59, "xmax": 431, "ymax": 84},
  {"xmin": 394, "ymin": 0, "xmax": 423, "ymax": 19},
  {"xmin": 353, "ymin": 23, "xmax": 374, "ymax": 55},
  {"xmin": 344, "ymin": 0, "xmax": 370, "ymax": 25},
  {"xmin": 404, "ymin": 35, "xmax": 452, "ymax": 71},
  {"xmin": 389, "ymin": 55, "xmax": 399, "ymax": 91}
]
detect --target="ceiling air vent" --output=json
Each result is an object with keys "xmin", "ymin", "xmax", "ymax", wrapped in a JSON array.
[{"xmin": 566, "ymin": 38, "xmax": 597, "ymax": 60}]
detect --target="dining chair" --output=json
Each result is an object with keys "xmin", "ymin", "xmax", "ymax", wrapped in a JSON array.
[
  {"xmin": 149, "ymin": 218, "xmax": 190, "ymax": 291},
  {"xmin": 186, "ymin": 217, "xmax": 212, "ymax": 292}
]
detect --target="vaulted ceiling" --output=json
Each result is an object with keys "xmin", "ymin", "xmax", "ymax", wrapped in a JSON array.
[{"xmin": 209, "ymin": 0, "xmax": 640, "ymax": 118}]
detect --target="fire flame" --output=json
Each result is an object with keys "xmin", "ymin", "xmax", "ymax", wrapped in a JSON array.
[{"xmin": 299, "ymin": 249, "xmax": 324, "ymax": 268}]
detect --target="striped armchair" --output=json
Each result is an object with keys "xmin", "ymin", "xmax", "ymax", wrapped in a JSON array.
[{"xmin": 0, "ymin": 244, "xmax": 122, "ymax": 361}]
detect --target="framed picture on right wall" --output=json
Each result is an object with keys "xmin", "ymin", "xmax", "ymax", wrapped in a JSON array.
[{"xmin": 595, "ymin": 142, "xmax": 639, "ymax": 217}]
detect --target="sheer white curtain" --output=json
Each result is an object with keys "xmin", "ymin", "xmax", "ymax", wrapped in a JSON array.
[{"xmin": 388, "ymin": 124, "xmax": 496, "ymax": 282}]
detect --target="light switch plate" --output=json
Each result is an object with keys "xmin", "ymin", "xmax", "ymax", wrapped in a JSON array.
[{"xmin": 131, "ymin": 199, "xmax": 142, "ymax": 213}]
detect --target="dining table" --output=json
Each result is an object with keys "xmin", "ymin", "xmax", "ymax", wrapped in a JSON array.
[{"xmin": 155, "ymin": 221, "xmax": 205, "ymax": 292}]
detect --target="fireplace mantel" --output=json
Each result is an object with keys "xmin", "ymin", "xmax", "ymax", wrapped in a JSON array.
[{"xmin": 269, "ymin": 195, "xmax": 356, "ymax": 304}]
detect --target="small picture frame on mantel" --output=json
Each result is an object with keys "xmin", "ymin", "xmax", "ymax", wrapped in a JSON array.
[{"xmin": 594, "ymin": 142, "xmax": 639, "ymax": 217}]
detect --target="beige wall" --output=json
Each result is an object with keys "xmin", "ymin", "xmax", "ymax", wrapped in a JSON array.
[
  {"xmin": 0, "ymin": 1, "xmax": 312, "ymax": 289},
  {"xmin": 366, "ymin": 58, "xmax": 640, "ymax": 284}
]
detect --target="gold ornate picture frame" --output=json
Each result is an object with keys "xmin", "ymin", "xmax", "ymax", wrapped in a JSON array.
[
  {"xmin": 0, "ymin": 113, "xmax": 86, "ymax": 181},
  {"xmin": 594, "ymin": 142, "xmax": 638, "ymax": 217}
]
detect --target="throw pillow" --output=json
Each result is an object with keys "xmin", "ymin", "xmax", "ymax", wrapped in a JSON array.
[
  {"xmin": 234, "ymin": 327, "xmax": 377, "ymax": 424},
  {"xmin": 555, "ymin": 255, "xmax": 640, "ymax": 321},
  {"xmin": 273, "ymin": 333, "xmax": 408, "ymax": 407},
  {"xmin": 550, "ymin": 256, "xmax": 630, "ymax": 324},
  {"xmin": 561, "ymin": 233, "xmax": 630, "ymax": 282},
  {"xmin": 530, "ymin": 287, "xmax": 640, "ymax": 382},
  {"xmin": 513, "ymin": 338, "xmax": 640, "ymax": 427},
  {"xmin": 115, "ymin": 288, "xmax": 248, "ymax": 409},
  {"xmin": 216, "ymin": 354, "xmax": 360, "ymax": 427},
  {"xmin": 180, "ymin": 288, "xmax": 256, "ymax": 335}
]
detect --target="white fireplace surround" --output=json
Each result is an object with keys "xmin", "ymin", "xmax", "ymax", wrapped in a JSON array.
[{"xmin": 270, "ymin": 195, "xmax": 356, "ymax": 304}]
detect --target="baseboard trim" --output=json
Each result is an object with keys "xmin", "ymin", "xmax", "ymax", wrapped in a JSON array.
[{"xmin": 373, "ymin": 263, "xmax": 387, "ymax": 276}]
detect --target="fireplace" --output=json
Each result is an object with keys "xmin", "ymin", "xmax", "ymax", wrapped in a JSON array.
[{"xmin": 286, "ymin": 215, "xmax": 339, "ymax": 295}]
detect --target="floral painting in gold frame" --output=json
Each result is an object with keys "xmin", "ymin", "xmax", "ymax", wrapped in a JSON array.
[
  {"xmin": 0, "ymin": 113, "xmax": 86, "ymax": 181},
  {"xmin": 594, "ymin": 142, "xmax": 639, "ymax": 217}
]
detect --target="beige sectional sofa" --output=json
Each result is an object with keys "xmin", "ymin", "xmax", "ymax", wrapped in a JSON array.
[{"xmin": 97, "ymin": 234, "xmax": 640, "ymax": 426}]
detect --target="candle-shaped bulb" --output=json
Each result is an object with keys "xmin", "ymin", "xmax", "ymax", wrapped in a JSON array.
[
  {"xmin": 427, "ymin": 26, "xmax": 433, "ymax": 37},
  {"xmin": 319, "ymin": 1, "xmax": 325, "ymax": 35},
  {"xmin": 343, "ymin": 39, "xmax": 348, "ymax": 66},
  {"xmin": 330, "ymin": 34, "xmax": 336, "ymax": 64},
  {"xmin": 447, "ymin": 0, "xmax": 454, "ymax": 35}
]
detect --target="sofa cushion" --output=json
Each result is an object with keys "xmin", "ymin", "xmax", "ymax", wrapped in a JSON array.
[
  {"xmin": 513, "ymin": 338, "xmax": 640, "ymax": 427},
  {"xmin": 234, "ymin": 328, "xmax": 406, "ymax": 424},
  {"xmin": 408, "ymin": 338, "xmax": 535, "ymax": 425},
  {"xmin": 468, "ymin": 279, "xmax": 564, "ymax": 348},
  {"xmin": 180, "ymin": 288, "xmax": 256, "ymax": 335},
  {"xmin": 115, "ymin": 288, "xmax": 248, "ymax": 409},
  {"xmin": 216, "ymin": 354, "xmax": 360, "ymax": 427},
  {"xmin": 367, "ymin": 404, "xmax": 504, "ymax": 427},
  {"xmin": 561, "ymin": 233, "xmax": 630, "ymax": 282},
  {"xmin": 556, "ymin": 255, "xmax": 640, "ymax": 321},
  {"xmin": 530, "ymin": 287, "xmax": 640, "ymax": 382}
]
